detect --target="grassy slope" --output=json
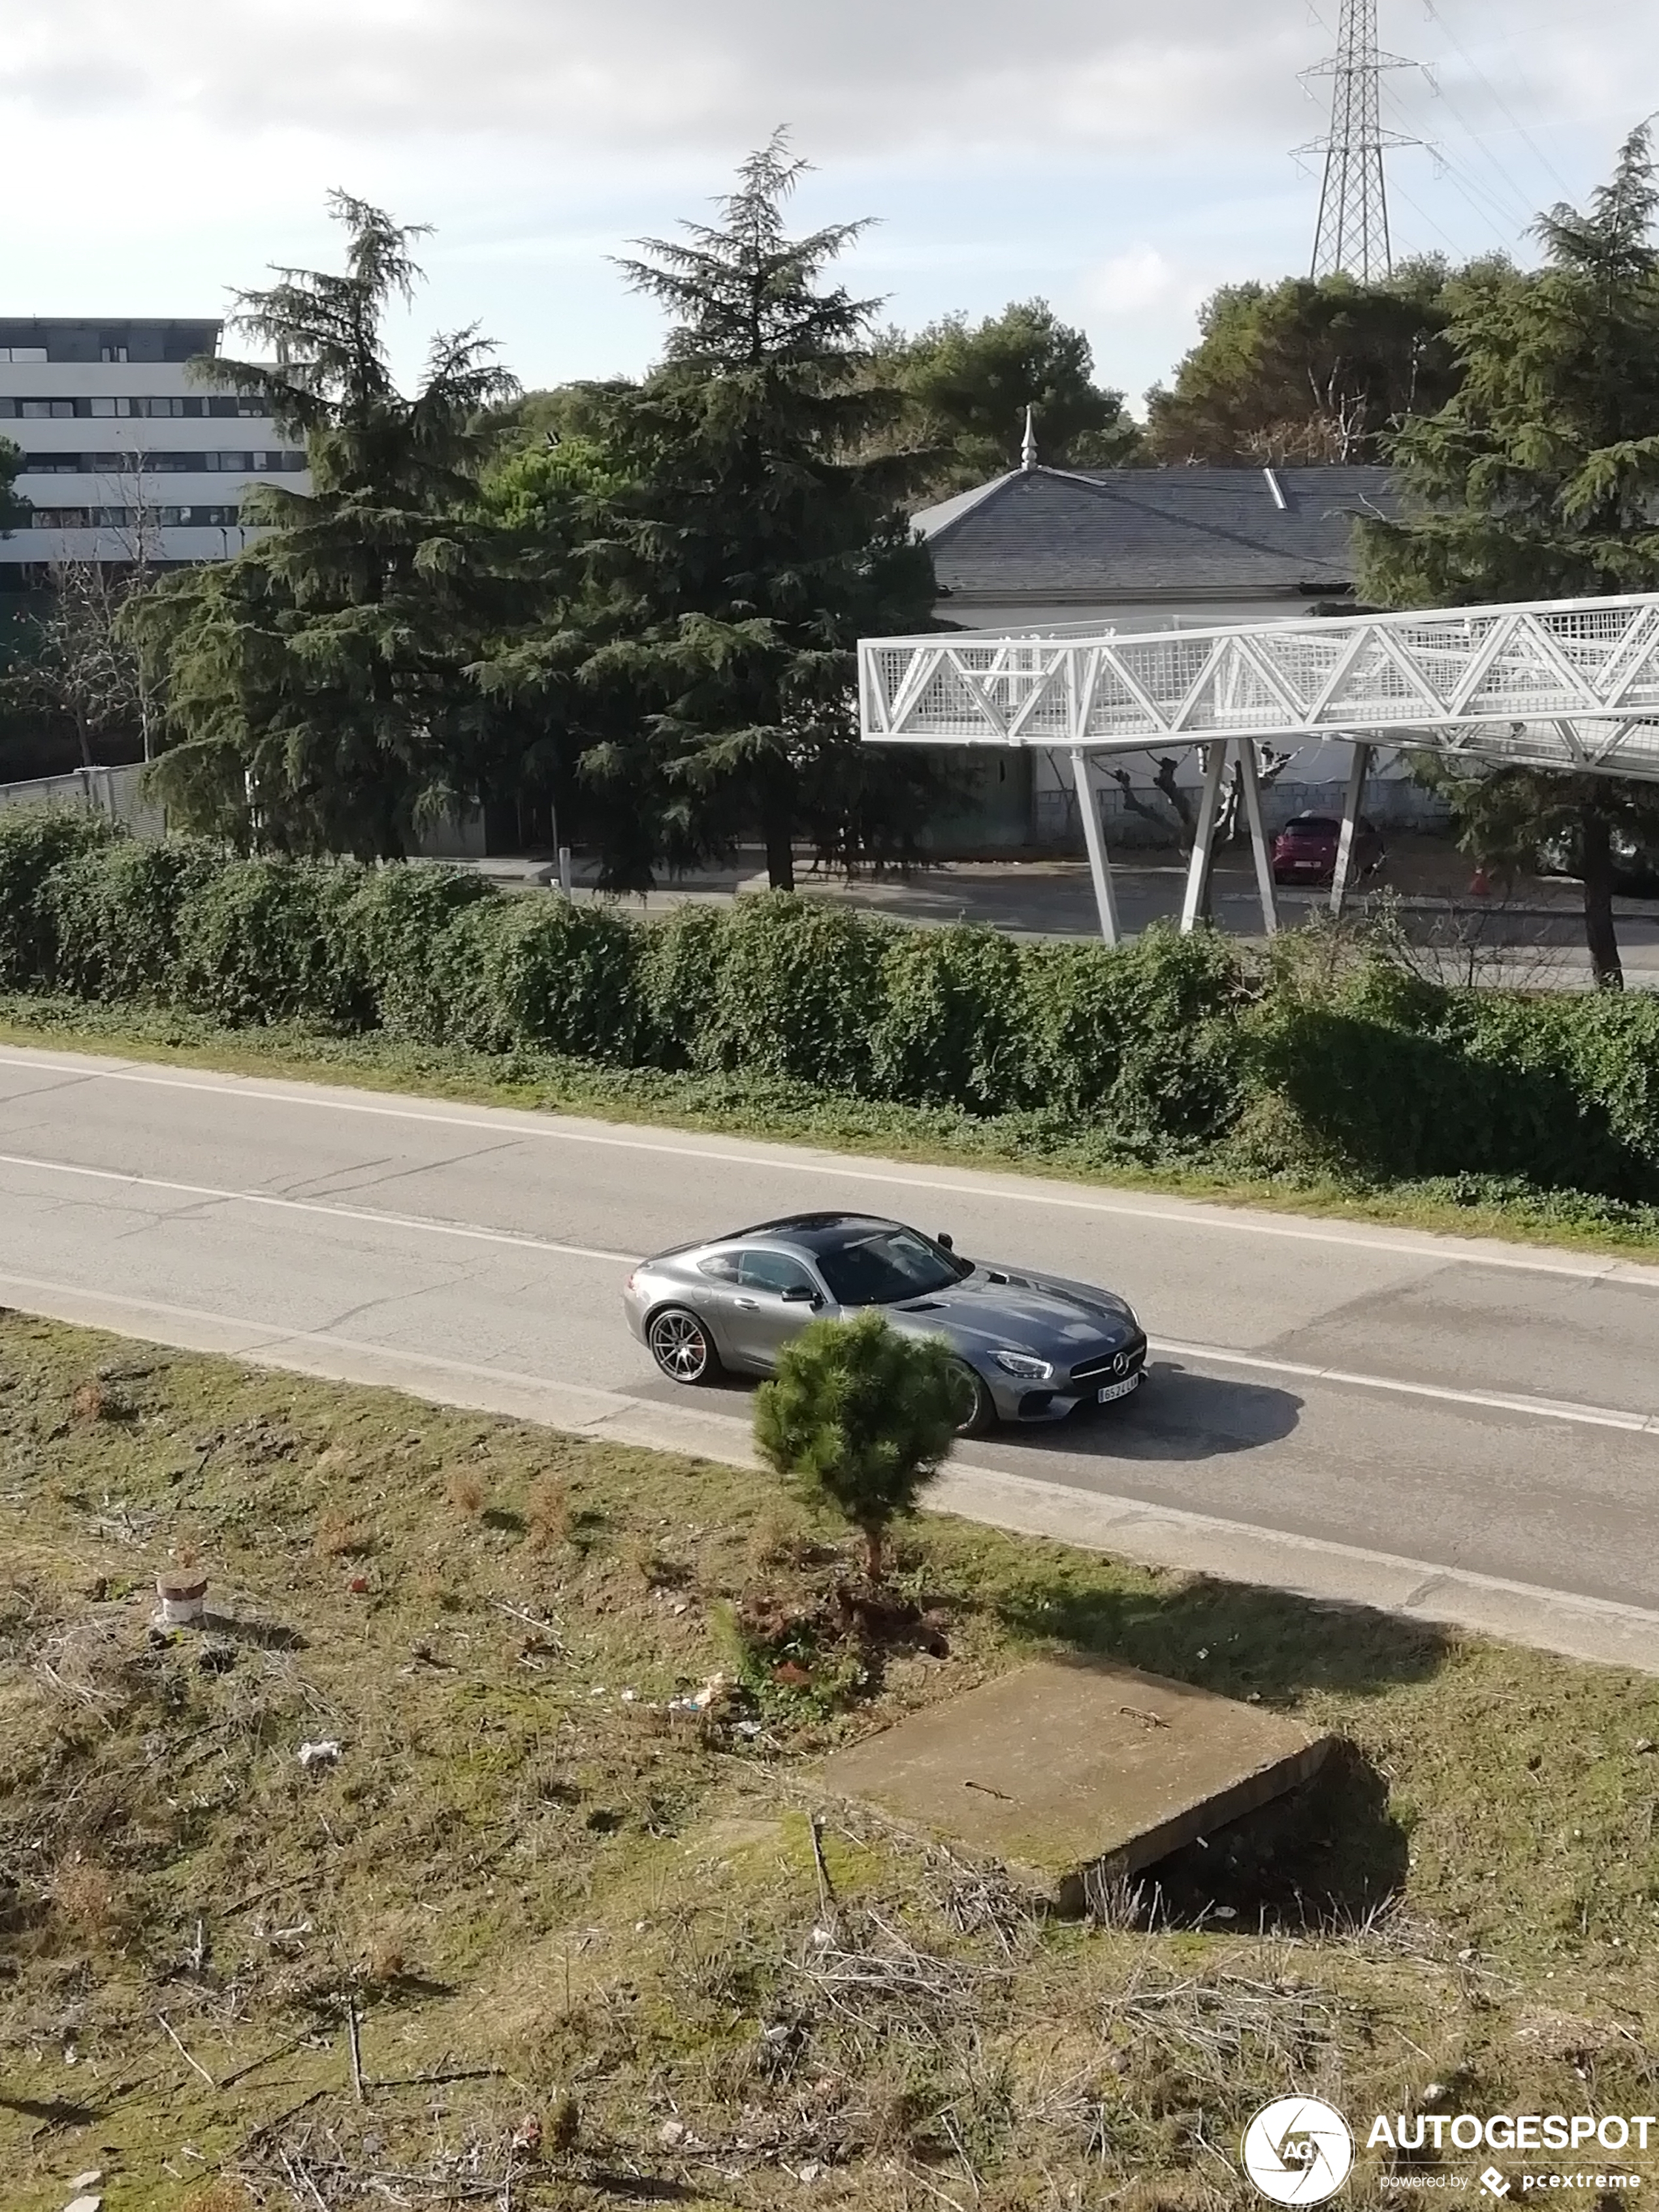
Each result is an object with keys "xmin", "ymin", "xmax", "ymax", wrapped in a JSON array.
[
  {"xmin": 6, "ymin": 1319, "xmax": 1659, "ymax": 2210},
  {"xmin": 3, "ymin": 994, "xmax": 1659, "ymax": 1264}
]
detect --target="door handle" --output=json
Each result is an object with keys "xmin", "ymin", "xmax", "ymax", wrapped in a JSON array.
[{"xmin": 734, "ymin": 1296, "xmax": 759, "ymax": 1309}]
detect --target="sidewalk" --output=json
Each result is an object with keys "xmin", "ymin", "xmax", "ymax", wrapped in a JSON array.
[{"xmin": 465, "ymin": 840, "xmax": 1659, "ymax": 936}]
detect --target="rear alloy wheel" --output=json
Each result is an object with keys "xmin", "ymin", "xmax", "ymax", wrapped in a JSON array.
[
  {"xmin": 647, "ymin": 1306, "xmax": 720, "ymax": 1386},
  {"xmin": 950, "ymin": 1362, "xmax": 997, "ymax": 1437}
]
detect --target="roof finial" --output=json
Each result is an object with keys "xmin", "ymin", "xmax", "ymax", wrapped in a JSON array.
[{"xmin": 1021, "ymin": 404, "xmax": 1038, "ymax": 472}]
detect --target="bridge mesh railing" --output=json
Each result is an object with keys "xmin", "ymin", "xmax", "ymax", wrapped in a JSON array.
[{"xmin": 861, "ymin": 594, "xmax": 1659, "ymax": 778}]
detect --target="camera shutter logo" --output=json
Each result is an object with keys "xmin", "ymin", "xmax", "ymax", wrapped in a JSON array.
[{"xmin": 1242, "ymin": 2098, "xmax": 1355, "ymax": 2204}]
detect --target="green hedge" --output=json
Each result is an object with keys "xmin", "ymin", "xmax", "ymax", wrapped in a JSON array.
[{"xmin": 4, "ymin": 810, "xmax": 1657, "ymax": 1204}]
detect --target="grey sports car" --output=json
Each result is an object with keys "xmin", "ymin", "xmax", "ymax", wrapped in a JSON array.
[{"xmin": 622, "ymin": 1211, "xmax": 1147, "ymax": 1430}]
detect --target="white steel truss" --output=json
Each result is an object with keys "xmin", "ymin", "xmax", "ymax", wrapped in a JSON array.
[{"xmin": 858, "ymin": 590, "xmax": 1659, "ymax": 782}]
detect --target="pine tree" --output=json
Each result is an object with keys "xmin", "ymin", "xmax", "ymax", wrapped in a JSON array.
[
  {"xmin": 132, "ymin": 194, "xmax": 519, "ymax": 859},
  {"xmin": 0, "ymin": 438, "xmax": 27, "ymax": 536},
  {"xmin": 566, "ymin": 134, "xmax": 941, "ymax": 890},
  {"xmin": 754, "ymin": 1311, "xmax": 962, "ymax": 1584},
  {"xmin": 1359, "ymin": 127, "xmax": 1659, "ymax": 986},
  {"xmin": 1145, "ymin": 263, "xmax": 1460, "ymax": 464}
]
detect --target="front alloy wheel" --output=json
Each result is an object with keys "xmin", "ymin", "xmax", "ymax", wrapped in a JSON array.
[
  {"xmin": 647, "ymin": 1306, "xmax": 718, "ymax": 1386},
  {"xmin": 951, "ymin": 1362, "xmax": 996, "ymax": 1437}
]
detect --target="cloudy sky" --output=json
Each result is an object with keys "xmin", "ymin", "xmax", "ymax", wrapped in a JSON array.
[{"xmin": 3, "ymin": 0, "xmax": 1654, "ymax": 413}]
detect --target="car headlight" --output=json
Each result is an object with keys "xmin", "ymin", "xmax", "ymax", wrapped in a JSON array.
[{"xmin": 992, "ymin": 1349, "xmax": 1054, "ymax": 1381}]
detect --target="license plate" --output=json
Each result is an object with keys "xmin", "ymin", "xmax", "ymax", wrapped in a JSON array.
[{"xmin": 1097, "ymin": 1375, "xmax": 1140, "ymax": 1403}]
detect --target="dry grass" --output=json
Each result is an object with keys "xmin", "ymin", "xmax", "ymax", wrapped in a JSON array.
[
  {"xmin": 524, "ymin": 1471, "xmax": 573, "ymax": 1554},
  {"xmin": 48, "ymin": 1853, "xmax": 126, "ymax": 1940},
  {"xmin": 313, "ymin": 1507, "xmax": 374, "ymax": 1559},
  {"xmin": 6, "ymin": 1311, "xmax": 1659, "ymax": 2209},
  {"xmin": 444, "ymin": 1467, "xmax": 487, "ymax": 1517}
]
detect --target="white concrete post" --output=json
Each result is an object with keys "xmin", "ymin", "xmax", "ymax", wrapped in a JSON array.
[
  {"xmin": 1234, "ymin": 736, "xmax": 1280, "ymax": 937},
  {"xmin": 1330, "ymin": 741, "xmax": 1373, "ymax": 916},
  {"xmin": 1070, "ymin": 749, "xmax": 1120, "ymax": 945},
  {"xmin": 1178, "ymin": 741, "xmax": 1228, "ymax": 934}
]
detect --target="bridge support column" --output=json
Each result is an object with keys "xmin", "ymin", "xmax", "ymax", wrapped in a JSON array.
[
  {"xmin": 1179, "ymin": 741, "xmax": 1228, "ymax": 933},
  {"xmin": 1235, "ymin": 736, "xmax": 1280, "ymax": 937},
  {"xmin": 1070, "ymin": 749, "xmax": 1120, "ymax": 945},
  {"xmin": 1330, "ymin": 741, "xmax": 1373, "ymax": 917}
]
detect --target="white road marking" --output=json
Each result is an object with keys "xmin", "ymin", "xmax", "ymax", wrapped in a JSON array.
[
  {"xmin": 1149, "ymin": 1337, "xmax": 1659, "ymax": 1435},
  {"xmin": 2, "ymin": 1044, "xmax": 1656, "ymax": 1288},
  {"xmin": 0, "ymin": 1143, "xmax": 1654, "ymax": 1437},
  {"xmin": 0, "ymin": 1149, "xmax": 637, "ymax": 1266}
]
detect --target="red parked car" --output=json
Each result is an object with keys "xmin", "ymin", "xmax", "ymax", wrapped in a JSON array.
[{"xmin": 1271, "ymin": 812, "xmax": 1385, "ymax": 888}]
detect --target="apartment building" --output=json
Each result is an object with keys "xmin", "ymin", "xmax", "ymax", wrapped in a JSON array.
[{"xmin": 0, "ymin": 317, "xmax": 308, "ymax": 581}]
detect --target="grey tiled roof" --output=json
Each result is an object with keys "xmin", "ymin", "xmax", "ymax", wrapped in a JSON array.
[{"xmin": 914, "ymin": 464, "xmax": 1396, "ymax": 602}]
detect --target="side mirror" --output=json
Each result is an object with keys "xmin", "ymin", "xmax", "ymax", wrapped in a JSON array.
[
  {"xmin": 781, "ymin": 1283, "xmax": 819, "ymax": 1304},
  {"xmin": 935, "ymin": 1232, "xmax": 954, "ymax": 1251}
]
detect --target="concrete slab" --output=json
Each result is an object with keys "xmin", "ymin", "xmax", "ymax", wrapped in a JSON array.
[{"xmin": 819, "ymin": 1657, "xmax": 1333, "ymax": 1913}]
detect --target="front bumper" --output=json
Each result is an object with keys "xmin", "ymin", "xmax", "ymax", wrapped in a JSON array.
[{"xmin": 984, "ymin": 1334, "xmax": 1149, "ymax": 1424}]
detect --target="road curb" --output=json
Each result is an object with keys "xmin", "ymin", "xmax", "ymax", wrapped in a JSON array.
[{"xmin": 6, "ymin": 1269, "xmax": 1659, "ymax": 1677}]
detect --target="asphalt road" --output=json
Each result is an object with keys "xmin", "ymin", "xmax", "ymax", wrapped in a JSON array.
[{"xmin": 3, "ymin": 1042, "xmax": 1659, "ymax": 1664}]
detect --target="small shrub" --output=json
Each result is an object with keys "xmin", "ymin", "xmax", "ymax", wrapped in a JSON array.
[
  {"xmin": 1020, "ymin": 923, "xmax": 1247, "ymax": 1139},
  {"xmin": 754, "ymin": 1311, "xmax": 961, "ymax": 1582},
  {"xmin": 363, "ymin": 1927, "xmax": 408, "ymax": 1985},
  {"xmin": 46, "ymin": 836, "xmax": 219, "ymax": 1002},
  {"xmin": 446, "ymin": 1469, "xmax": 487, "ymax": 1518},
  {"xmin": 171, "ymin": 858, "xmax": 370, "ymax": 1025},
  {"xmin": 637, "ymin": 900, "xmax": 726, "ymax": 1067},
  {"xmin": 700, "ymin": 895, "xmax": 892, "ymax": 1085},
  {"xmin": 315, "ymin": 1510, "xmax": 374, "ymax": 1560},
  {"xmin": 71, "ymin": 1378, "xmax": 134, "ymax": 1422},
  {"xmin": 525, "ymin": 1473, "xmax": 573, "ymax": 1554},
  {"xmin": 870, "ymin": 924, "xmax": 1027, "ymax": 1111},
  {"xmin": 490, "ymin": 895, "xmax": 644, "ymax": 1061},
  {"xmin": 0, "ymin": 806, "xmax": 119, "ymax": 988},
  {"xmin": 344, "ymin": 863, "xmax": 499, "ymax": 1038},
  {"xmin": 421, "ymin": 893, "xmax": 644, "ymax": 1059}
]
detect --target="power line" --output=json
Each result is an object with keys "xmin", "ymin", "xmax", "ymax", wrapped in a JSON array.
[
  {"xmin": 1378, "ymin": 81, "xmax": 1534, "ymax": 243},
  {"xmin": 1421, "ymin": 0, "xmax": 1575, "ymax": 195}
]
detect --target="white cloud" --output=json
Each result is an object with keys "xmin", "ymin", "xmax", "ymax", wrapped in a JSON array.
[
  {"xmin": 0, "ymin": 0, "xmax": 1653, "ymax": 401},
  {"xmin": 1084, "ymin": 246, "xmax": 1210, "ymax": 319},
  {"xmin": 0, "ymin": 0, "xmax": 1345, "ymax": 154}
]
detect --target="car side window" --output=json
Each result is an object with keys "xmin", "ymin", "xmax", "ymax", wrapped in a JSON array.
[
  {"xmin": 737, "ymin": 1251, "xmax": 818, "ymax": 1296},
  {"xmin": 697, "ymin": 1252, "xmax": 743, "ymax": 1283}
]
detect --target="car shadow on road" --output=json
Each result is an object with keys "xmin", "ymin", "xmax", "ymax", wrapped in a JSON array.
[
  {"xmin": 645, "ymin": 1358, "xmax": 1302, "ymax": 1464},
  {"xmin": 1001, "ymin": 1359, "xmax": 1302, "ymax": 1464}
]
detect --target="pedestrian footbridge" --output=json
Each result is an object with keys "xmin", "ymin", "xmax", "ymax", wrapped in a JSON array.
[{"xmin": 857, "ymin": 591, "xmax": 1659, "ymax": 941}]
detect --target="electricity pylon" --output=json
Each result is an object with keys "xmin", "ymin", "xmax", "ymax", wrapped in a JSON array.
[{"xmin": 1297, "ymin": 0, "xmax": 1419, "ymax": 281}]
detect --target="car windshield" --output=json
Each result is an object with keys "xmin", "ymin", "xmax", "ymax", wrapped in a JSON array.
[
  {"xmin": 816, "ymin": 1226, "xmax": 971, "ymax": 1307},
  {"xmin": 1283, "ymin": 818, "xmax": 1338, "ymax": 837}
]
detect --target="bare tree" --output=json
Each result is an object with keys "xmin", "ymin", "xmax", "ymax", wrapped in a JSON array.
[
  {"xmin": 30, "ymin": 453, "xmax": 164, "ymax": 765},
  {"xmin": 1106, "ymin": 756, "xmax": 1197, "ymax": 853}
]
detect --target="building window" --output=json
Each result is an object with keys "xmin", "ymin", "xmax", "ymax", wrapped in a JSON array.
[
  {"xmin": 19, "ymin": 448, "xmax": 305, "ymax": 477},
  {"xmin": 27, "ymin": 502, "xmax": 246, "ymax": 530},
  {"xmin": 100, "ymin": 345, "xmax": 130, "ymax": 363}
]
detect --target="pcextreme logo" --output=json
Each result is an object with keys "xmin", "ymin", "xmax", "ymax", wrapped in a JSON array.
[{"xmin": 1240, "ymin": 2101, "xmax": 1652, "ymax": 2202}]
